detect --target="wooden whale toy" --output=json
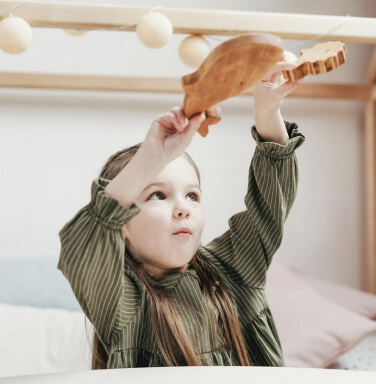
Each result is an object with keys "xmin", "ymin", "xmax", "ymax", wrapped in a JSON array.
[{"xmin": 181, "ymin": 33, "xmax": 284, "ymax": 137}]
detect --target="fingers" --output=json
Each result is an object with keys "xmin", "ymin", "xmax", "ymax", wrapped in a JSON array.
[
  {"xmin": 157, "ymin": 112, "xmax": 180, "ymax": 130},
  {"xmin": 180, "ymin": 112, "xmax": 206, "ymax": 143},
  {"xmin": 170, "ymin": 106, "xmax": 189, "ymax": 129},
  {"xmin": 167, "ymin": 106, "xmax": 206, "ymax": 136},
  {"xmin": 155, "ymin": 107, "xmax": 187, "ymax": 131},
  {"xmin": 266, "ymin": 61, "xmax": 297, "ymax": 78}
]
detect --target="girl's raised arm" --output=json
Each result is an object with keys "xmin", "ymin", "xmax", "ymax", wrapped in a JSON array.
[
  {"xmin": 57, "ymin": 107, "xmax": 205, "ymax": 350},
  {"xmin": 200, "ymin": 60, "xmax": 305, "ymax": 289},
  {"xmin": 105, "ymin": 107, "xmax": 205, "ymax": 208},
  {"xmin": 201, "ymin": 121, "xmax": 304, "ymax": 289}
]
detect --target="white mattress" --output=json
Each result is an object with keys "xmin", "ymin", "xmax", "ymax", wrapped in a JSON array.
[{"xmin": 0, "ymin": 366, "xmax": 375, "ymax": 384}]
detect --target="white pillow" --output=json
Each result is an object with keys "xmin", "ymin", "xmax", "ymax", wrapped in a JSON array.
[{"xmin": 0, "ymin": 303, "xmax": 93, "ymax": 378}]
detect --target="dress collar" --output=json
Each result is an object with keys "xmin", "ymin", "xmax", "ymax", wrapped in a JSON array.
[
  {"xmin": 151, "ymin": 268, "xmax": 200, "ymax": 289},
  {"xmin": 124, "ymin": 249, "xmax": 201, "ymax": 290}
]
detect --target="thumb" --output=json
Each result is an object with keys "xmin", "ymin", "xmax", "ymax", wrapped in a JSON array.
[
  {"xmin": 267, "ymin": 61, "xmax": 297, "ymax": 77},
  {"xmin": 276, "ymin": 80, "xmax": 300, "ymax": 99},
  {"xmin": 181, "ymin": 112, "xmax": 206, "ymax": 142}
]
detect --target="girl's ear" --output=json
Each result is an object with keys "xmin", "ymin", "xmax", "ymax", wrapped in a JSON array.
[{"xmin": 122, "ymin": 225, "xmax": 128, "ymax": 241}]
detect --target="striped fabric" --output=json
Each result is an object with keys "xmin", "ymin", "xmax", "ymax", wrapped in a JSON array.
[{"xmin": 58, "ymin": 122, "xmax": 305, "ymax": 368}]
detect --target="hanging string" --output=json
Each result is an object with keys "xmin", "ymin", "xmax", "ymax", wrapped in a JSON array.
[
  {"xmin": 93, "ymin": 5, "xmax": 163, "ymax": 32},
  {"xmin": 284, "ymin": 14, "xmax": 351, "ymax": 51},
  {"xmin": 7, "ymin": 0, "xmax": 30, "ymax": 17},
  {"xmin": 206, "ymin": 14, "xmax": 352, "ymax": 52},
  {"xmin": 4, "ymin": 1, "xmax": 163, "ymax": 31},
  {"xmin": 5, "ymin": 1, "xmax": 351, "ymax": 51},
  {"xmin": 205, "ymin": 35, "xmax": 226, "ymax": 43}
]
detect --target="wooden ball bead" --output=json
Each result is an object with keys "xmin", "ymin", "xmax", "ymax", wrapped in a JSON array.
[
  {"xmin": 179, "ymin": 35, "xmax": 211, "ymax": 68},
  {"xmin": 136, "ymin": 12, "xmax": 173, "ymax": 48},
  {"xmin": 0, "ymin": 16, "xmax": 32, "ymax": 54}
]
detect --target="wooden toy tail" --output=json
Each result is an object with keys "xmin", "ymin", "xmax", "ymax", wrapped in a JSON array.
[{"xmin": 197, "ymin": 106, "xmax": 222, "ymax": 137}]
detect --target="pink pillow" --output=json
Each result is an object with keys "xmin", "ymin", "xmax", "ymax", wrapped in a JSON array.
[
  {"xmin": 265, "ymin": 261, "xmax": 376, "ymax": 368},
  {"xmin": 288, "ymin": 266, "xmax": 376, "ymax": 320}
]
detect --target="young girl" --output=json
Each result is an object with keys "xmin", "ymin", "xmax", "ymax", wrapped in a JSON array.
[{"xmin": 58, "ymin": 60, "xmax": 305, "ymax": 368}]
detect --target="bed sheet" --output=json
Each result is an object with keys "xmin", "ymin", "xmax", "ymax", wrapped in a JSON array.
[
  {"xmin": 328, "ymin": 332, "xmax": 376, "ymax": 371},
  {"xmin": 0, "ymin": 366, "xmax": 375, "ymax": 384}
]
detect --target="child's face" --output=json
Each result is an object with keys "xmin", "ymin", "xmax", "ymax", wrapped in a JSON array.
[{"xmin": 122, "ymin": 156, "xmax": 204, "ymax": 277}]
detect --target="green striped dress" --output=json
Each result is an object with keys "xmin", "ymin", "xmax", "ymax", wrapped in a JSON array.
[{"xmin": 58, "ymin": 122, "xmax": 305, "ymax": 368}]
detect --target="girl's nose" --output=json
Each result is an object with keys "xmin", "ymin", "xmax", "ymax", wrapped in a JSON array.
[{"xmin": 173, "ymin": 206, "xmax": 190, "ymax": 219}]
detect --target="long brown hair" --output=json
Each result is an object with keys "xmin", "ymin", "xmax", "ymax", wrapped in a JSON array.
[{"xmin": 88, "ymin": 143, "xmax": 252, "ymax": 368}]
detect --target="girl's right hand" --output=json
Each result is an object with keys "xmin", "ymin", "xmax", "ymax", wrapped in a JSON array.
[{"xmin": 141, "ymin": 105, "xmax": 206, "ymax": 165}]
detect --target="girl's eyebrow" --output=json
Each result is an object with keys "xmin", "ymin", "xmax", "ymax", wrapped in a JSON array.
[{"xmin": 142, "ymin": 182, "xmax": 202, "ymax": 194}]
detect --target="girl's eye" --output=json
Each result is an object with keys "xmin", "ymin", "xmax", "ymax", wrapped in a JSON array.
[
  {"xmin": 187, "ymin": 192, "xmax": 199, "ymax": 201},
  {"xmin": 148, "ymin": 192, "xmax": 165, "ymax": 200},
  {"xmin": 148, "ymin": 191, "xmax": 199, "ymax": 201}
]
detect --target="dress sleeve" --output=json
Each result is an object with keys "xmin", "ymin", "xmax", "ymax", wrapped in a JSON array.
[
  {"xmin": 57, "ymin": 177, "xmax": 142, "ymax": 350},
  {"xmin": 200, "ymin": 121, "xmax": 305, "ymax": 289}
]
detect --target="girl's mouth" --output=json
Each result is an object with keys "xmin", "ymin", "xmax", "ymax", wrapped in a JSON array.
[{"xmin": 173, "ymin": 227, "xmax": 192, "ymax": 235}]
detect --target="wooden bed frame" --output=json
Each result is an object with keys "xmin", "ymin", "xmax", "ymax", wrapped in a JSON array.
[{"xmin": 0, "ymin": 1, "xmax": 375, "ymax": 293}]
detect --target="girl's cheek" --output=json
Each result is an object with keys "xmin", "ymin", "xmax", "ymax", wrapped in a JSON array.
[{"xmin": 141, "ymin": 205, "xmax": 165, "ymax": 220}]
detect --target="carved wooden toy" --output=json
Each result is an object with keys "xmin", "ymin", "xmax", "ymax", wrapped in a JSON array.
[
  {"xmin": 282, "ymin": 41, "xmax": 347, "ymax": 82},
  {"xmin": 181, "ymin": 34, "xmax": 284, "ymax": 137}
]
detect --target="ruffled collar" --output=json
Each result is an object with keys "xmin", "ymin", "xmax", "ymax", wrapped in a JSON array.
[
  {"xmin": 124, "ymin": 249, "xmax": 201, "ymax": 291},
  {"xmin": 151, "ymin": 268, "xmax": 200, "ymax": 289}
]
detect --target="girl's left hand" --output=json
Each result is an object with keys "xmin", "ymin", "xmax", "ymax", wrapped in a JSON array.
[{"xmin": 253, "ymin": 56, "xmax": 303, "ymax": 113}]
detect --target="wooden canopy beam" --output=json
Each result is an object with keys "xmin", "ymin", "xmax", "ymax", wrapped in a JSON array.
[
  {"xmin": 0, "ymin": 72, "xmax": 373, "ymax": 101},
  {"xmin": 366, "ymin": 47, "xmax": 376, "ymax": 84},
  {"xmin": 0, "ymin": 1, "xmax": 375, "ymax": 43},
  {"xmin": 365, "ymin": 98, "xmax": 376, "ymax": 294},
  {"xmin": 364, "ymin": 44, "xmax": 376, "ymax": 294}
]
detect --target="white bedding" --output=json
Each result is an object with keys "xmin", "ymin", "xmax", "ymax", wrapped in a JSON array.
[
  {"xmin": 1, "ymin": 300, "xmax": 376, "ymax": 379},
  {"xmin": 1, "ymin": 257, "xmax": 376, "ymax": 378},
  {"xmin": 328, "ymin": 332, "xmax": 376, "ymax": 371},
  {"xmin": 0, "ymin": 303, "xmax": 92, "ymax": 378},
  {"xmin": 0, "ymin": 366, "xmax": 375, "ymax": 384}
]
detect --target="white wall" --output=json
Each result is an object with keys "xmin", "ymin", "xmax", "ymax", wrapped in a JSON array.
[
  {"xmin": 0, "ymin": 90, "xmax": 366, "ymax": 289},
  {"xmin": 0, "ymin": 0, "xmax": 374, "ymax": 290}
]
